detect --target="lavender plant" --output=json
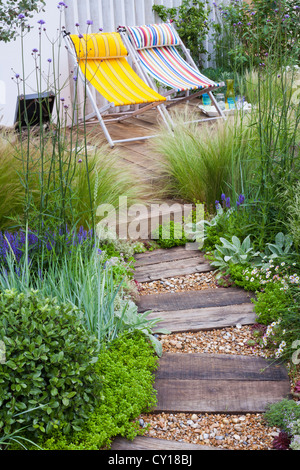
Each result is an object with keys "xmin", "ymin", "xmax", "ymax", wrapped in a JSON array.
[{"xmin": 0, "ymin": 225, "xmax": 95, "ymax": 270}]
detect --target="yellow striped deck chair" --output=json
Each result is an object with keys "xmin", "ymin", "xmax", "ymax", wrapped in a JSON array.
[{"xmin": 65, "ymin": 31, "xmax": 169, "ymax": 147}]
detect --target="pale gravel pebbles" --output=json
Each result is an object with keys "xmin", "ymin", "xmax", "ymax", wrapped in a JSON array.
[
  {"xmin": 137, "ymin": 270, "xmax": 300, "ymax": 450},
  {"xmin": 138, "ymin": 271, "xmax": 219, "ymax": 295},
  {"xmin": 138, "ymin": 412, "xmax": 281, "ymax": 450},
  {"xmin": 158, "ymin": 325, "xmax": 273, "ymax": 357}
]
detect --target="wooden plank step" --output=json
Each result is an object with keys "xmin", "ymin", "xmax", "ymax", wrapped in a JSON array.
[
  {"xmin": 134, "ymin": 246, "xmax": 204, "ymax": 267},
  {"xmin": 146, "ymin": 303, "xmax": 256, "ymax": 333},
  {"xmin": 156, "ymin": 354, "xmax": 288, "ymax": 381},
  {"xmin": 110, "ymin": 436, "xmax": 220, "ymax": 450},
  {"xmin": 153, "ymin": 353, "xmax": 291, "ymax": 413},
  {"xmin": 137, "ymin": 287, "xmax": 254, "ymax": 313},
  {"xmin": 134, "ymin": 258, "xmax": 213, "ymax": 282}
]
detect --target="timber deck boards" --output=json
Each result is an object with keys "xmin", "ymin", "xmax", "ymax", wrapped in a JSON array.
[
  {"xmin": 153, "ymin": 353, "xmax": 291, "ymax": 414},
  {"xmin": 145, "ymin": 303, "xmax": 256, "ymax": 333},
  {"xmin": 137, "ymin": 287, "xmax": 254, "ymax": 313},
  {"xmin": 134, "ymin": 246, "xmax": 213, "ymax": 282},
  {"xmin": 138, "ymin": 288, "xmax": 256, "ymax": 332},
  {"xmin": 110, "ymin": 436, "xmax": 219, "ymax": 450}
]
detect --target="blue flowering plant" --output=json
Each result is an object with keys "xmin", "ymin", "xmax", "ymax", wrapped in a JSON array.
[
  {"xmin": 0, "ymin": 225, "xmax": 96, "ymax": 273},
  {"xmin": 200, "ymin": 193, "xmax": 254, "ymax": 252}
]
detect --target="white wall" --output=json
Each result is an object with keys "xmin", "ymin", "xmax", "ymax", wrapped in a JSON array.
[{"xmin": 0, "ymin": 3, "xmax": 70, "ymax": 127}]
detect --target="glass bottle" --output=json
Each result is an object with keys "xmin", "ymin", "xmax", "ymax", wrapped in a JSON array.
[{"xmin": 225, "ymin": 79, "xmax": 235, "ymax": 109}]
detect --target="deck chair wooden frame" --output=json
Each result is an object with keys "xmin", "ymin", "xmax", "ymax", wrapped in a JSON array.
[
  {"xmin": 119, "ymin": 23, "xmax": 226, "ymax": 123},
  {"xmin": 63, "ymin": 31, "xmax": 172, "ymax": 147}
]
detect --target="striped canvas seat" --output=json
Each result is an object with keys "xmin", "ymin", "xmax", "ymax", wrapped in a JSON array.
[
  {"xmin": 70, "ymin": 32, "xmax": 166, "ymax": 106},
  {"xmin": 126, "ymin": 24, "xmax": 218, "ymax": 92}
]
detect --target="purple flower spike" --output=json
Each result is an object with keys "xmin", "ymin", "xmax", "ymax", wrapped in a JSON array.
[
  {"xmin": 238, "ymin": 194, "xmax": 245, "ymax": 204},
  {"xmin": 226, "ymin": 197, "xmax": 231, "ymax": 208},
  {"xmin": 221, "ymin": 193, "xmax": 226, "ymax": 201},
  {"xmin": 38, "ymin": 19, "xmax": 45, "ymax": 25},
  {"xmin": 215, "ymin": 200, "xmax": 222, "ymax": 211},
  {"xmin": 47, "ymin": 58, "xmax": 52, "ymax": 63},
  {"xmin": 18, "ymin": 13, "xmax": 25, "ymax": 19},
  {"xmin": 15, "ymin": 73, "xmax": 20, "ymax": 79},
  {"xmin": 78, "ymin": 158, "xmax": 83, "ymax": 163},
  {"xmin": 32, "ymin": 48, "xmax": 38, "ymax": 53},
  {"xmin": 86, "ymin": 20, "xmax": 93, "ymax": 25}
]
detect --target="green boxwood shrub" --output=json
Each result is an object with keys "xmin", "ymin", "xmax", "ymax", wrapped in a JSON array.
[
  {"xmin": 36, "ymin": 332, "xmax": 159, "ymax": 450},
  {"xmin": 0, "ymin": 289, "xmax": 102, "ymax": 436}
]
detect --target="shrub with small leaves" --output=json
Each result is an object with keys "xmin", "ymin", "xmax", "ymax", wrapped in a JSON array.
[
  {"xmin": 35, "ymin": 332, "xmax": 159, "ymax": 450},
  {"xmin": 253, "ymin": 282, "xmax": 293, "ymax": 325},
  {"xmin": 152, "ymin": 221, "xmax": 188, "ymax": 249},
  {"xmin": 264, "ymin": 399, "xmax": 300, "ymax": 434},
  {"xmin": 0, "ymin": 289, "xmax": 102, "ymax": 436}
]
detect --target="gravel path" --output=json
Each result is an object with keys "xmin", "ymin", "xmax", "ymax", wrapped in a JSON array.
[
  {"xmin": 138, "ymin": 412, "xmax": 280, "ymax": 450},
  {"xmin": 138, "ymin": 272, "xmax": 219, "ymax": 295},
  {"xmin": 137, "ymin": 270, "xmax": 299, "ymax": 451}
]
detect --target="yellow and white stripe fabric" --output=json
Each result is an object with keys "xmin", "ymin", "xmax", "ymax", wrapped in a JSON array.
[{"xmin": 70, "ymin": 32, "xmax": 166, "ymax": 107}]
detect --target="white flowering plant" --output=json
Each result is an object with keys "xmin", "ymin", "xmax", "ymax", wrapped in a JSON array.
[
  {"xmin": 261, "ymin": 319, "xmax": 287, "ymax": 358},
  {"xmin": 242, "ymin": 261, "xmax": 300, "ymax": 292}
]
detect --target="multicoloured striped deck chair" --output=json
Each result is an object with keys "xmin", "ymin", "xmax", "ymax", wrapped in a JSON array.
[
  {"xmin": 64, "ymin": 31, "xmax": 169, "ymax": 147},
  {"xmin": 120, "ymin": 23, "xmax": 225, "ymax": 122}
]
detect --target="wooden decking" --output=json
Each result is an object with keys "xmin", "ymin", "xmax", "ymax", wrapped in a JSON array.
[{"xmin": 77, "ymin": 109, "xmax": 167, "ymax": 185}]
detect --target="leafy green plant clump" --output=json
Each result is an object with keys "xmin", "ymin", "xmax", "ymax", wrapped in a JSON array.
[
  {"xmin": 253, "ymin": 282, "xmax": 293, "ymax": 325},
  {"xmin": 227, "ymin": 264, "xmax": 261, "ymax": 292},
  {"xmin": 264, "ymin": 399, "xmax": 300, "ymax": 434},
  {"xmin": 152, "ymin": 0, "xmax": 210, "ymax": 67},
  {"xmin": 211, "ymin": 235, "xmax": 261, "ymax": 272},
  {"xmin": 37, "ymin": 332, "xmax": 158, "ymax": 450},
  {"xmin": 152, "ymin": 221, "xmax": 188, "ymax": 249},
  {"xmin": 0, "ymin": 289, "xmax": 102, "ymax": 436}
]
